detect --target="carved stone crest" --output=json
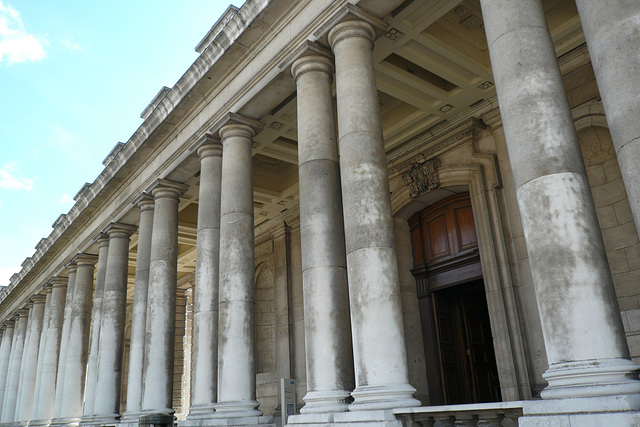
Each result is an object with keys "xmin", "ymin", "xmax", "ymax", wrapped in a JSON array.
[{"xmin": 402, "ymin": 158, "xmax": 441, "ymax": 199}]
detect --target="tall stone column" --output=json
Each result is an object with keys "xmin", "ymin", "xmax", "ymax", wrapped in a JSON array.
[
  {"xmin": 0, "ymin": 321, "xmax": 14, "ymax": 416},
  {"xmin": 291, "ymin": 52, "xmax": 355, "ymax": 413},
  {"xmin": 16, "ymin": 294, "xmax": 46, "ymax": 423},
  {"xmin": 1, "ymin": 310, "xmax": 28, "ymax": 422},
  {"xmin": 328, "ymin": 20, "xmax": 420, "ymax": 410},
  {"xmin": 123, "ymin": 194, "xmax": 154, "ymax": 422},
  {"xmin": 141, "ymin": 179, "xmax": 188, "ymax": 418},
  {"xmin": 480, "ymin": 0, "xmax": 640, "ymax": 399},
  {"xmin": 31, "ymin": 277, "xmax": 67, "ymax": 425},
  {"xmin": 575, "ymin": 1, "xmax": 640, "ymax": 239},
  {"xmin": 89, "ymin": 223, "xmax": 136, "ymax": 423},
  {"xmin": 15, "ymin": 301, "xmax": 35, "ymax": 422},
  {"xmin": 188, "ymin": 135, "xmax": 223, "ymax": 419},
  {"xmin": 30, "ymin": 287, "xmax": 52, "ymax": 421},
  {"xmin": 82, "ymin": 234, "xmax": 109, "ymax": 419},
  {"xmin": 215, "ymin": 118, "xmax": 262, "ymax": 418},
  {"xmin": 52, "ymin": 254, "xmax": 97, "ymax": 426},
  {"xmin": 53, "ymin": 265, "xmax": 77, "ymax": 418}
]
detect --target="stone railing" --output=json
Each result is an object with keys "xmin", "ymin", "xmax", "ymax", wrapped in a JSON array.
[{"xmin": 393, "ymin": 401, "xmax": 523, "ymax": 426}]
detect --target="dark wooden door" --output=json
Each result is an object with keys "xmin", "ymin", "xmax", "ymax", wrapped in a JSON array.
[{"xmin": 409, "ymin": 194, "xmax": 501, "ymax": 405}]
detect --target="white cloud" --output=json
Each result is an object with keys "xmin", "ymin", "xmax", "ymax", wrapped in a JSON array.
[
  {"xmin": 0, "ymin": 162, "xmax": 33, "ymax": 191},
  {"xmin": 0, "ymin": 1, "xmax": 46, "ymax": 65},
  {"xmin": 61, "ymin": 37, "xmax": 83, "ymax": 52},
  {"xmin": 0, "ymin": 265, "xmax": 20, "ymax": 286},
  {"xmin": 57, "ymin": 193, "xmax": 74, "ymax": 204}
]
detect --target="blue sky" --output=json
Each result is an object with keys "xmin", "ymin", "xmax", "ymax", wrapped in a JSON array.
[{"xmin": 0, "ymin": 0, "xmax": 238, "ymax": 284}]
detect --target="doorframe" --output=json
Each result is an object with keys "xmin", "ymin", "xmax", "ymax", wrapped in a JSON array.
[{"xmin": 392, "ymin": 163, "xmax": 531, "ymax": 401}]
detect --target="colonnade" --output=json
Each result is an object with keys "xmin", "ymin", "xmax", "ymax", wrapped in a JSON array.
[{"xmin": 0, "ymin": 1, "xmax": 639, "ymax": 425}]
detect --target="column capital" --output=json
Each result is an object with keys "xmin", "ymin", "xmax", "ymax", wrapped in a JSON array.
[
  {"xmin": 146, "ymin": 178, "xmax": 189, "ymax": 200},
  {"xmin": 210, "ymin": 112, "xmax": 264, "ymax": 139},
  {"xmin": 190, "ymin": 133, "xmax": 223, "ymax": 159},
  {"xmin": 65, "ymin": 260, "xmax": 78, "ymax": 274},
  {"xmin": 132, "ymin": 192, "xmax": 155, "ymax": 211},
  {"xmin": 30, "ymin": 293, "xmax": 47, "ymax": 305},
  {"xmin": 291, "ymin": 54, "xmax": 334, "ymax": 81},
  {"xmin": 104, "ymin": 222, "xmax": 137, "ymax": 239},
  {"xmin": 328, "ymin": 20, "xmax": 376, "ymax": 48},
  {"xmin": 72, "ymin": 252, "xmax": 99, "ymax": 267},
  {"xmin": 17, "ymin": 308, "xmax": 29, "ymax": 318},
  {"xmin": 49, "ymin": 275, "xmax": 68, "ymax": 289},
  {"xmin": 3, "ymin": 319, "xmax": 15, "ymax": 328}
]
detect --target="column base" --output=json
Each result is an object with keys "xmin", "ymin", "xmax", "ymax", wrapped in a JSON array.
[
  {"xmin": 79, "ymin": 413, "xmax": 120, "ymax": 426},
  {"xmin": 139, "ymin": 413, "xmax": 174, "ymax": 427},
  {"xmin": 214, "ymin": 401, "xmax": 262, "ymax": 418},
  {"xmin": 288, "ymin": 409, "xmax": 402, "ymax": 427},
  {"xmin": 541, "ymin": 358, "xmax": 640, "ymax": 399},
  {"xmin": 28, "ymin": 419, "xmax": 53, "ymax": 427},
  {"xmin": 120, "ymin": 411, "xmax": 142, "ymax": 424},
  {"xmin": 180, "ymin": 415, "xmax": 274, "ymax": 427},
  {"xmin": 521, "ymin": 394, "xmax": 640, "ymax": 426},
  {"xmin": 349, "ymin": 385, "xmax": 421, "ymax": 411},
  {"xmin": 50, "ymin": 417, "xmax": 82, "ymax": 427},
  {"xmin": 186, "ymin": 403, "xmax": 216, "ymax": 420},
  {"xmin": 300, "ymin": 390, "xmax": 351, "ymax": 414}
]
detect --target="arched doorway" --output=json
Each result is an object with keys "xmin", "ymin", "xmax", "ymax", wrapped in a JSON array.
[{"xmin": 408, "ymin": 193, "xmax": 501, "ymax": 405}]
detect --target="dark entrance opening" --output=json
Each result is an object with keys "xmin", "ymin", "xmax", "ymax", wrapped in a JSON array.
[{"xmin": 409, "ymin": 193, "xmax": 501, "ymax": 405}]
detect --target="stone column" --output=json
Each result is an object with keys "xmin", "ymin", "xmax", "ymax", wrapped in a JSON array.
[
  {"xmin": 215, "ymin": 120, "xmax": 262, "ymax": 418},
  {"xmin": 16, "ymin": 294, "xmax": 46, "ymax": 422},
  {"xmin": 53, "ymin": 265, "xmax": 77, "ymax": 419},
  {"xmin": 328, "ymin": 20, "xmax": 420, "ymax": 410},
  {"xmin": 291, "ymin": 52, "xmax": 355, "ymax": 413},
  {"xmin": 480, "ymin": 0, "xmax": 640, "ymax": 398},
  {"xmin": 575, "ymin": 1, "xmax": 640, "ymax": 239},
  {"xmin": 31, "ymin": 277, "xmax": 67, "ymax": 425},
  {"xmin": 15, "ymin": 302, "xmax": 35, "ymax": 422},
  {"xmin": 90, "ymin": 223, "xmax": 136, "ymax": 423},
  {"xmin": 30, "ymin": 288, "xmax": 52, "ymax": 421},
  {"xmin": 188, "ymin": 135, "xmax": 223, "ymax": 419},
  {"xmin": 1, "ymin": 310, "xmax": 28, "ymax": 422},
  {"xmin": 141, "ymin": 179, "xmax": 188, "ymax": 418},
  {"xmin": 0, "ymin": 321, "xmax": 14, "ymax": 416},
  {"xmin": 82, "ymin": 234, "xmax": 109, "ymax": 418},
  {"xmin": 52, "ymin": 254, "xmax": 97, "ymax": 426},
  {"xmin": 123, "ymin": 194, "xmax": 154, "ymax": 422}
]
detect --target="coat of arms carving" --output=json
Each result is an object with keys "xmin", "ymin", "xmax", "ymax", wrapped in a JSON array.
[{"xmin": 402, "ymin": 158, "xmax": 441, "ymax": 199}]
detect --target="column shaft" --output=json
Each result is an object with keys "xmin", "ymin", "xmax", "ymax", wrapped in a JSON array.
[
  {"xmin": 31, "ymin": 278, "xmax": 67, "ymax": 425},
  {"xmin": 123, "ymin": 195, "xmax": 154, "ymax": 420},
  {"xmin": 291, "ymin": 53, "xmax": 354, "ymax": 413},
  {"xmin": 141, "ymin": 179, "xmax": 187, "ymax": 416},
  {"xmin": 15, "ymin": 303, "xmax": 34, "ymax": 421},
  {"xmin": 54, "ymin": 255, "xmax": 96, "ymax": 424},
  {"xmin": 2, "ymin": 311, "xmax": 28, "ymax": 422},
  {"xmin": 0, "ymin": 322, "xmax": 14, "ymax": 417},
  {"xmin": 82, "ymin": 234, "xmax": 109, "ymax": 417},
  {"xmin": 328, "ymin": 20, "xmax": 419, "ymax": 410},
  {"xmin": 53, "ymin": 267, "xmax": 77, "ymax": 418},
  {"xmin": 480, "ymin": 0, "xmax": 640, "ymax": 398},
  {"xmin": 92, "ymin": 224, "xmax": 135, "ymax": 421},
  {"xmin": 16, "ymin": 295, "xmax": 46, "ymax": 422},
  {"xmin": 30, "ymin": 289, "xmax": 52, "ymax": 419},
  {"xmin": 575, "ymin": 0, "xmax": 640, "ymax": 239},
  {"xmin": 189, "ymin": 138, "xmax": 223, "ymax": 419},
  {"xmin": 215, "ymin": 123, "xmax": 261, "ymax": 417}
]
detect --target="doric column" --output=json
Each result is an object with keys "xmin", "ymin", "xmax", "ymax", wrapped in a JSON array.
[
  {"xmin": 0, "ymin": 321, "xmax": 14, "ymax": 416},
  {"xmin": 140, "ymin": 179, "xmax": 188, "ymax": 417},
  {"xmin": 53, "ymin": 265, "xmax": 77, "ymax": 418},
  {"xmin": 89, "ymin": 223, "xmax": 136, "ymax": 423},
  {"xmin": 52, "ymin": 254, "xmax": 97, "ymax": 426},
  {"xmin": 1, "ymin": 310, "xmax": 28, "ymax": 422},
  {"xmin": 123, "ymin": 194, "xmax": 154, "ymax": 422},
  {"xmin": 215, "ymin": 117, "xmax": 263, "ymax": 418},
  {"xmin": 188, "ymin": 135, "xmax": 223, "ymax": 419},
  {"xmin": 575, "ymin": 1, "xmax": 640, "ymax": 239},
  {"xmin": 480, "ymin": 0, "xmax": 640, "ymax": 398},
  {"xmin": 15, "ymin": 302, "xmax": 35, "ymax": 422},
  {"xmin": 328, "ymin": 20, "xmax": 420, "ymax": 410},
  {"xmin": 82, "ymin": 234, "xmax": 109, "ymax": 418},
  {"xmin": 291, "ymin": 51, "xmax": 355, "ymax": 413},
  {"xmin": 16, "ymin": 294, "xmax": 46, "ymax": 422},
  {"xmin": 31, "ymin": 277, "xmax": 67, "ymax": 425},
  {"xmin": 30, "ymin": 287, "xmax": 52, "ymax": 421}
]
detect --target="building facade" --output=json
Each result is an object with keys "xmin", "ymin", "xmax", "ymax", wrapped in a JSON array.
[{"xmin": 0, "ymin": 0, "xmax": 640, "ymax": 426}]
